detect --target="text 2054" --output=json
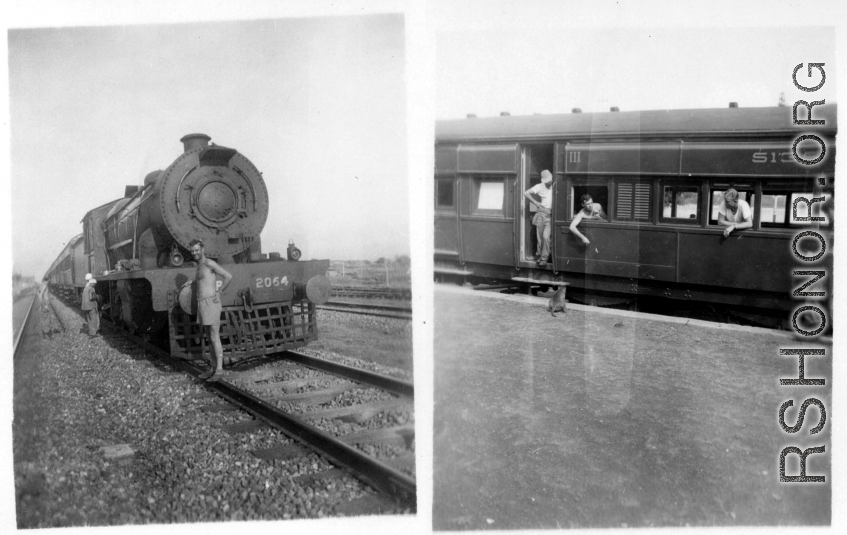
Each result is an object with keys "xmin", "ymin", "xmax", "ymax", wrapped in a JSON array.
[{"xmin": 255, "ymin": 276, "xmax": 290, "ymax": 289}]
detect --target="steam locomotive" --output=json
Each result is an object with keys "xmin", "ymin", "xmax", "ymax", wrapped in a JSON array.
[{"xmin": 45, "ymin": 134, "xmax": 330, "ymax": 363}]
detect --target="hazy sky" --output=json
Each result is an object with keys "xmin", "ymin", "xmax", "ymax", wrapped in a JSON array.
[
  {"xmin": 8, "ymin": 14, "xmax": 408, "ymax": 278},
  {"xmin": 434, "ymin": 20, "xmax": 837, "ymax": 119}
]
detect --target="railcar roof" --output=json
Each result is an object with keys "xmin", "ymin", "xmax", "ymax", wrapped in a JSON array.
[
  {"xmin": 46, "ymin": 234, "xmax": 84, "ymax": 273},
  {"xmin": 435, "ymin": 104, "xmax": 837, "ymax": 142}
]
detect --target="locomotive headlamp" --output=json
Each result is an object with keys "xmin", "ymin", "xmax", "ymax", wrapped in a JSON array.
[
  {"xmin": 287, "ymin": 240, "xmax": 301, "ymax": 261},
  {"xmin": 171, "ymin": 252, "xmax": 184, "ymax": 267}
]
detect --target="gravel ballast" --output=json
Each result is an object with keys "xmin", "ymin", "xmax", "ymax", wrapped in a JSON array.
[{"xmin": 13, "ymin": 298, "xmax": 411, "ymax": 528}]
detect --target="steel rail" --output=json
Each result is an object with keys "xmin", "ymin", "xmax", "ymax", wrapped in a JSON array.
[
  {"xmin": 282, "ymin": 350, "xmax": 414, "ymax": 399},
  {"xmin": 99, "ymin": 320, "xmax": 416, "ymax": 510},
  {"xmin": 317, "ymin": 304, "xmax": 412, "ymax": 320},
  {"xmin": 206, "ymin": 378, "xmax": 416, "ymax": 509},
  {"xmin": 13, "ymin": 295, "xmax": 37, "ymax": 362},
  {"xmin": 324, "ymin": 301, "xmax": 412, "ymax": 313},
  {"xmin": 332, "ymin": 286, "xmax": 412, "ymax": 300}
]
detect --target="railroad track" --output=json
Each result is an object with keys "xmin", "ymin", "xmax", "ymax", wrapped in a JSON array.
[
  {"xmin": 101, "ymin": 318, "xmax": 416, "ymax": 511},
  {"xmin": 318, "ymin": 301, "xmax": 412, "ymax": 320},
  {"xmin": 13, "ymin": 294, "xmax": 37, "ymax": 362},
  {"xmin": 331, "ymin": 286, "xmax": 412, "ymax": 300}
]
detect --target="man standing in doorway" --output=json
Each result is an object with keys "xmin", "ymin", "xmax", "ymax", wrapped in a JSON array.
[
  {"xmin": 81, "ymin": 274, "xmax": 99, "ymax": 337},
  {"xmin": 189, "ymin": 239, "xmax": 233, "ymax": 382},
  {"xmin": 524, "ymin": 169, "xmax": 554, "ymax": 266}
]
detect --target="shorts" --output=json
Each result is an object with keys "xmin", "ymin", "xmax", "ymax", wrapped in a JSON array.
[{"xmin": 197, "ymin": 293, "xmax": 222, "ymax": 326}]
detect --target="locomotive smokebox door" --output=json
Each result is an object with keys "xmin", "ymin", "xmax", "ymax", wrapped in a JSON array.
[{"xmin": 159, "ymin": 135, "xmax": 270, "ymax": 261}]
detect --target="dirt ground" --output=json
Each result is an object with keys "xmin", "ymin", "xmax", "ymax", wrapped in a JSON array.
[
  {"xmin": 310, "ymin": 308, "xmax": 413, "ymax": 373},
  {"xmin": 433, "ymin": 287, "xmax": 831, "ymax": 529}
]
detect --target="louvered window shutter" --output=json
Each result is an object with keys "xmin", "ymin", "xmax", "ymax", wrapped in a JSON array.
[
  {"xmin": 634, "ymin": 183, "xmax": 651, "ymax": 220},
  {"xmin": 617, "ymin": 183, "xmax": 633, "ymax": 219},
  {"xmin": 616, "ymin": 182, "xmax": 651, "ymax": 221}
]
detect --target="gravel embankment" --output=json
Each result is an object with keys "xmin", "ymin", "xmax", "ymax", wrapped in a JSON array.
[
  {"xmin": 14, "ymin": 298, "xmax": 410, "ymax": 528},
  {"xmin": 308, "ymin": 308, "xmax": 414, "ymax": 375}
]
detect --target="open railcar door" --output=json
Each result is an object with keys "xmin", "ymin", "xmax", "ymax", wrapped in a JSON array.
[{"xmin": 516, "ymin": 145, "xmax": 557, "ymax": 272}]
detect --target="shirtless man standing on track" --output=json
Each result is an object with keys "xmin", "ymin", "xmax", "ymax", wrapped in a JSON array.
[{"xmin": 189, "ymin": 238, "xmax": 233, "ymax": 382}]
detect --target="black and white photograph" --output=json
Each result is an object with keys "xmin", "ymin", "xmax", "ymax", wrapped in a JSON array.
[
  {"xmin": 4, "ymin": 1, "xmax": 420, "ymax": 530},
  {"xmin": 431, "ymin": 0, "xmax": 840, "ymax": 530},
  {"xmin": 4, "ymin": 1, "xmax": 847, "ymax": 534}
]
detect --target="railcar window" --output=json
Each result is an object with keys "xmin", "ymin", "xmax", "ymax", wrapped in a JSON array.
[
  {"xmin": 570, "ymin": 185, "xmax": 609, "ymax": 220},
  {"xmin": 436, "ymin": 179, "xmax": 455, "ymax": 208},
  {"xmin": 709, "ymin": 189, "xmax": 755, "ymax": 224},
  {"xmin": 662, "ymin": 186, "xmax": 699, "ymax": 219},
  {"xmin": 759, "ymin": 194, "xmax": 788, "ymax": 225},
  {"xmin": 614, "ymin": 182, "xmax": 651, "ymax": 222},
  {"xmin": 758, "ymin": 191, "xmax": 825, "ymax": 227},
  {"xmin": 472, "ymin": 177, "xmax": 505, "ymax": 215},
  {"xmin": 788, "ymin": 192, "xmax": 823, "ymax": 226}
]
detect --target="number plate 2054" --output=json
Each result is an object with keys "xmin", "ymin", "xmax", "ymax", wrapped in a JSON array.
[
  {"xmin": 252, "ymin": 275, "xmax": 295, "ymax": 303},
  {"xmin": 255, "ymin": 276, "xmax": 290, "ymax": 289}
]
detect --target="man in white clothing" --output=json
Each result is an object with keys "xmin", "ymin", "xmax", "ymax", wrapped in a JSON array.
[
  {"xmin": 717, "ymin": 188, "xmax": 753, "ymax": 237},
  {"xmin": 524, "ymin": 170, "xmax": 554, "ymax": 265}
]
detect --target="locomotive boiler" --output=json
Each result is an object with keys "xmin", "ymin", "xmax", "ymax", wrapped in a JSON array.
[
  {"xmin": 50, "ymin": 133, "xmax": 330, "ymax": 363},
  {"xmin": 103, "ymin": 134, "xmax": 267, "ymax": 271}
]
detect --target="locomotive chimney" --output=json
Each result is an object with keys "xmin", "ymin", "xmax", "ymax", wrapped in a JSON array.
[{"xmin": 180, "ymin": 133, "xmax": 211, "ymax": 153}]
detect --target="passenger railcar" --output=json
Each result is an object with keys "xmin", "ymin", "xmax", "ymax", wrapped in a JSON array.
[
  {"xmin": 45, "ymin": 234, "xmax": 85, "ymax": 299},
  {"xmin": 434, "ymin": 104, "xmax": 835, "ymax": 314},
  {"xmin": 45, "ymin": 134, "xmax": 330, "ymax": 363}
]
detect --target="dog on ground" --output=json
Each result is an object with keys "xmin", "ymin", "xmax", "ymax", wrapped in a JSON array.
[{"xmin": 547, "ymin": 287, "xmax": 568, "ymax": 317}]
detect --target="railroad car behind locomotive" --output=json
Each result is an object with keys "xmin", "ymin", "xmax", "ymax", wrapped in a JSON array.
[
  {"xmin": 45, "ymin": 234, "xmax": 85, "ymax": 298},
  {"xmin": 434, "ymin": 104, "xmax": 836, "ymax": 319},
  {"xmin": 46, "ymin": 134, "xmax": 330, "ymax": 363}
]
